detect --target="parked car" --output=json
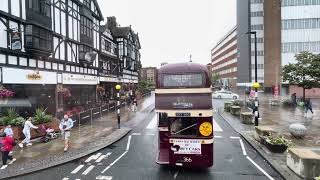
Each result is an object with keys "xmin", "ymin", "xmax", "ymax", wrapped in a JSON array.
[{"xmin": 212, "ymin": 90, "xmax": 239, "ymax": 99}]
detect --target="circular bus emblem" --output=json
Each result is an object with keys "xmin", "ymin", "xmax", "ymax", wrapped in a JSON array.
[{"xmin": 199, "ymin": 122, "xmax": 212, "ymax": 136}]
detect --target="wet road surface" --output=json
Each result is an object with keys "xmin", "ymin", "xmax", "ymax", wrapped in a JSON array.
[{"xmin": 11, "ymin": 99, "xmax": 283, "ymax": 180}]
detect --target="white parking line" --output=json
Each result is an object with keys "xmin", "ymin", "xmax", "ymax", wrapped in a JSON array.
[
  {"xmin": 82, "ymin": 165, "xmax": 95, "ymax": 175},
  {"xmin": 71, "ymin": 165, "xmax": 85, "ymax": 174},
  {"xmin": 239, "ymin": 139, "xmax": 247, "ymax": 156},
  {"xmin": 213, "ymin": 119, "xmax": 223, "ymax": 132},
  {"xmin": 96, "ymin": 175, "xmax": 113, "ymax": 180},
  {"xmin": 246, "ymin": 156, "xmax": 275, "ymax": 180},
  {"xmin": 62, "ymin": 178, "xmax": 69, "ymax": 180},
  {"xmin": 214, "ymin": 135, "xmax": 223, "ymax": 138},
  {"xmin": 146, "ymin": 114, "xmax": 157, "ymax": 129}
]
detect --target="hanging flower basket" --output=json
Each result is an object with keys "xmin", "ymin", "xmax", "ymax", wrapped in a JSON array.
[
  {"xmin": 0, "ymin": 86, "xmax": 15, "ymax": 98},
  {"xmin": 96, "ymin": 86, "xmax": 105, "ymax": 92},
  {"xmin": 57, "ymin": 87, "xmax": 71, "ymax": 97}
]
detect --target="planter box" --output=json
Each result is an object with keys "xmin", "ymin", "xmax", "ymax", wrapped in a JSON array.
[
  {"xmin": 30, "ymin": 119, "xmax": 60, "ymax": 139},
  {"xmin": 224, "ymin": 102, "xmax": 232, "ymax": 112},
  {"xmin": 265, "ymin": 141, "xmax": 288, "ymax": 153},
  {"xmin": 230, "ymin": 106, "xmax": 241, "ymax": 116},
  {"xmin": 240, "ymin": 112, "xmax": 253, "ymax": 124},
  {"xmin": 254, "ymin": 126, "xmax": 276, "ymax": 142}
]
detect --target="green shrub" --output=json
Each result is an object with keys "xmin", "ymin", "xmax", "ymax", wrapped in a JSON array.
[
  {"xmin": 11, "ymin": 117, "xmax": 26, "ymax": 127},
  {"xmin": 266, "ymin": 135, "xmax": 293, "ymax": 147},
  {"xmin": 1, "ymin": 108, "xmax": 19, "ymax": 126},
  {"xmin": 33, "ymin": 108, "xmax": 53, "ymax": 125}
]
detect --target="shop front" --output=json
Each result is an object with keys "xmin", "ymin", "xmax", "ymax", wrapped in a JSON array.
[
  {"xmin": 99, "ymin": 76, "xmax": 119, "ymax": 103},
  {"xmin": 56, "ymin": 73, "xmax": 99, "ymax": 118},
  {"xmin": 0, "ymin": 67, "xmax": 57, "ymax": 117}
]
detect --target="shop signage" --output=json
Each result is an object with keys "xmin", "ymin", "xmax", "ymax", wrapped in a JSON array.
[
  {"xmin": 170, "ymin": 139, "xmax": 201, "ymax": 155},
  {"xmin": 27, "ymin": 70, "xmax": 42, "ymax": 80},
  {"xmin": 62, "ymin": 73, "xmax": 98, "ymax": 85},
  {"xmin": 2, "ymin": 67, "xmax": 57, "ymax": 84},
  {"xmin": 99, "ymin": 77, "xmax": 118, "ymax": 83},
  {"xmin": 11, "ymin": 31, "xmax": 22, "ymax": 50}
]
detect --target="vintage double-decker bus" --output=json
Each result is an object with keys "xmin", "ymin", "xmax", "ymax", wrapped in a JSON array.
[{"xmin": 155, "ymin": 62, "xmax": 213, "ymax": 167}]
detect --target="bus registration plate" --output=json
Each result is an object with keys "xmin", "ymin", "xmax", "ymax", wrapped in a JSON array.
[{"xmin": 170, "ymin": 139, "xmax": 201, "ymax": 155}]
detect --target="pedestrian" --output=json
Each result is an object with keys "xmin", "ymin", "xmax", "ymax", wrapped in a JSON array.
[
  {"xmin": 19, "ymin": 117, "xmax": 38, "ymax": 148},
  {"xmin": 291, "ymin": 93, "xmax": 297, "ymax": 106},
  {"xmin": 304, "ymin": 98, "xmax": 314, "ymax": 117},
  {"xmin": 59, "ymin": 115, "xmax": 74, "ymax": 152},
  {"xmin": 1, "ymin": 129, "xmax": 16, "ymax": 169},
  {"xmin": 132, "ymin": 98, "xmax": 137, "ymax": 112},
  {"xmin": 4, "ymin": 125, "xmax": 14, "ymax": 138}
]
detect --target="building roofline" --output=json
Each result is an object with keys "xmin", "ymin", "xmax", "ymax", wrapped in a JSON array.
[{"xmin": 211, "ymin": 26, "xmax": 237, "ymax": 52}]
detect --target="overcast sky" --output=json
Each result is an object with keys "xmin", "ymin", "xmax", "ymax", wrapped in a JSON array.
[{"xmin": 97, "ymin": 0, "xmax": 236, "ymax": 67}]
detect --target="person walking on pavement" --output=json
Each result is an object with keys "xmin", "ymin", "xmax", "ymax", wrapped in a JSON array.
[
  {"xmin": 304, "ymin": 98, "xmax": 314, "ymax": 117},
  {"xmin": 291, "ymin": 93, "xmax": 297, "ymax": 106},
  {"xmin": 59, "ymin": 115, "xmax": 73, "ymax": 152},
  {"xmin": 1, "ymin": 129, "xmax": 16, "ymax": 169},
  {"xmin": 19, "ymin": 117, "xmax": 38, "ymax": 148}
]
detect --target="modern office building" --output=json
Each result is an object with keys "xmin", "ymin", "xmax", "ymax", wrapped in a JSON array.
[{"xmin": 211, "ymin": 27, "xmax": 237, "ymax": 88}]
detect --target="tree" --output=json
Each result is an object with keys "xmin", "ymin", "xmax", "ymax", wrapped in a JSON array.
[
  {"xmin": 282, "ymin": 51, "xmax": 320, "ymax": 101},
  {"xmin": 211, "ymin": 73, "xmax": 220, "ymax": 86}
]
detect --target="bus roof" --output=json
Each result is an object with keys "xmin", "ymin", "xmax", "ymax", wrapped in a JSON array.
[{"xmin": 158, "ymin": 62, "xmax": 209, "ymax": 75}]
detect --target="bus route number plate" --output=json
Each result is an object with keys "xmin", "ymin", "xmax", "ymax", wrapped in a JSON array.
[{"xmin": 175, "ymin": 112, "xmax": 191, "ymax": 117}]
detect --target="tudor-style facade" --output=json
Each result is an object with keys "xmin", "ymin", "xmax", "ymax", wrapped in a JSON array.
[
  {"xmin": 106, "ymin": 17, "xmax": 141, "ymax": 85},
  {"xmin": 0, "ymin": 0, "xmax": 104, "ymax": 117}
]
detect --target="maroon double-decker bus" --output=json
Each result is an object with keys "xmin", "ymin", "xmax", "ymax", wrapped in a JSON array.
[{"xmin": 155, "ymin": 62, "xmax": 213, "ymax": 167}]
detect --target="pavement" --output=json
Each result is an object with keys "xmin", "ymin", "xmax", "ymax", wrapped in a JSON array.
[
  {"xmin": 216, "ymin": 94, "xmax": 320, "ymax": 180},
  {"xmin": 0, "ymin": 94, "xmax": 154, "ymax": 179},
  {"xmin": 10, "ymin": 95, "xmax": 283, "ymax": 180}
]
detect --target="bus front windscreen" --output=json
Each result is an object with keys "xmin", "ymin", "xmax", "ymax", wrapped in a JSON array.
[{"xmin": 163, "ymin": 74, "xmax": 203, "ymax": 87}]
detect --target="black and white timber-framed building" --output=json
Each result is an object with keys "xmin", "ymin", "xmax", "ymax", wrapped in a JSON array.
[{"xmin": 0, "ymin": 0, "xmax": 142, "ymax": 118}]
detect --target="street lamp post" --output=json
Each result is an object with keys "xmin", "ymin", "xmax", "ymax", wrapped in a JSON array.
[
  {"xmin": 115, "ymin": 84, "xmax": 121, "ymax": 129},
  {"xmin": 247, "ymin": 31, "xmax": 259, "ymax": 126}
]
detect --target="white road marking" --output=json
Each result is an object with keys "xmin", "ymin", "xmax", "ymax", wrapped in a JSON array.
[
  {"xmin": 96, "ymin": 175, "xmax": 113, "ymax": 180},
  {"xmin": 146, "ymin": 133, "xmax": 155, "ymax": 136},
  {"xmin": 96, "ymin": 153, "xmax": 111, "ymax": 163},
  {"xmin": 131, "ymin": 133, "xmax": 141, "ymax": 136},
  {"xmin": 0, "ymin": 165, "xmax": 7, "ymax": 170},
  {"xmin": 230, "ymin": 136, "xmax": 240, "ymax": 139},
  {"xmin": 239, "ymin": 139, "xmax": 247, "ymax": 156},
  {"xmin": 213, "ymin": 119, "xmax": 223, "ymax": 132},
  {"xmin": 75, "ymin": 179, "xmax": 81, "ymax": 180},
  {"xmin": 62, "ymin": 178, "xmax": 69, "ymax": 180},
  {"xmin": 85, "ymin": 153, "xmax": 102, "ymax": 163},
  {"xmin": 146, "ymin": 114, "xmax": 157, "ymax": 129},
  {"xmin": 71, "ymin": 165, "xmax": 85, "ymax": 174},
  {"xmin": 82, "ymin": 165, "xmax": 95, "ymax": 175},
  {"xmin": 246, "ymin": 156, "xmax": 275, "ymax": 180},
  {"xmin": 173, "ymin": 171, "xmax": 179, "ymax": 179},
  {"xmin": 126, "ymin": 135, "xmax": 132, "ymax": 151},
  {"xmin": 101, "ymin": 151, "xmax": 128, "ymax": 173},
  {"xmin": 214, "ymin": 135, "xmax": 223, "ymax": 138}
]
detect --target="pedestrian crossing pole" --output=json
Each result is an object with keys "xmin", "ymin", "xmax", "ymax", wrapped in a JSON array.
[
  {"xmin": 115, "ymin": 84, "xmax": 121, "ymax": 129},
  {"xmin": 253, "ymin": 82, "xmax": 260, "ymax": 126}
]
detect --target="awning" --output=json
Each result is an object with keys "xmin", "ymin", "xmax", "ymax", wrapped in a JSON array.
[{"xmin": 0, "ymin": 99, "xmax": 32, "ymax": 107}]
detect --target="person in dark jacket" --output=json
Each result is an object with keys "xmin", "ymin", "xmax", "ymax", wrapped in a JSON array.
[
  {"xmin": 1, "ymin": 131, "xmax": 16, "ymax": 169},
  {"xmin": 291, "ymin": 93, "xmax": 297, "ymax": 106},
  {"xmin": 304, "ymin": 98, "xmax": 314, "ymax": 117}
]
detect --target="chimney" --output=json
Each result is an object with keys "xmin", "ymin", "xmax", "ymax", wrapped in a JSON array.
[{"xmin": 107, "ymin": 16, "xmax": 117, "ymax": 30}]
